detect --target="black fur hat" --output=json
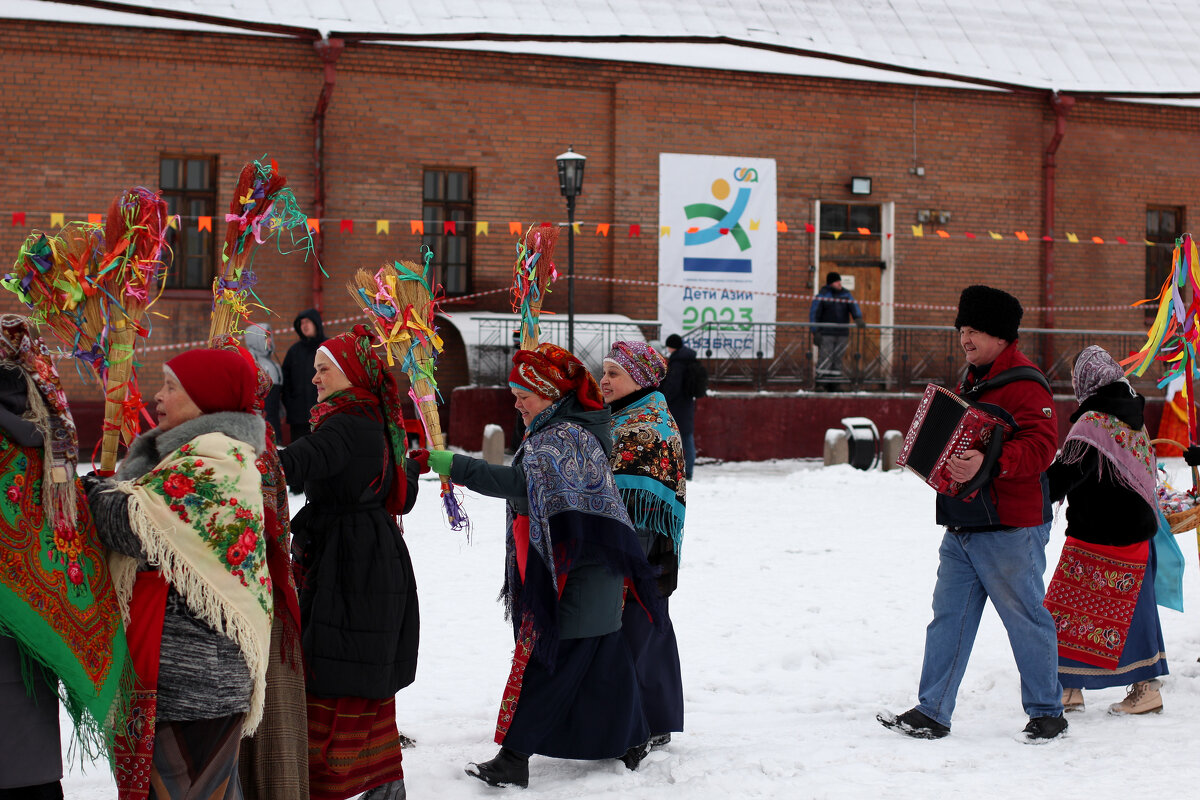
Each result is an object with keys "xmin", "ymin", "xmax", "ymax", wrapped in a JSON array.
[
  {"xmin": 826, "ymin": 271, "xmax": 842, "ymax": 285},
  {"xmin": 954, "ymin": 285, "xmax": 1022, "ymax": 342}
]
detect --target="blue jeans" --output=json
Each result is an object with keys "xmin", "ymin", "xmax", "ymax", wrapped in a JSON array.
[{"xmin": 915, "ymin": 523, "xmax": 1062, "ymax": 727}]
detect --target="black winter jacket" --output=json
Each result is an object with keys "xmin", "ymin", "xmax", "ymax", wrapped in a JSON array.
[
  {"xmin": 280, "ymin": 405, "xmax": 421, "ymax": 698},
  {"xmin": 659, "ymin": 346, "xmax": 697, "ymax": 434},
  {"xmin": 1046, "ymin": 383, "xmax": 1158, "ymax": 547},
  {"xmin": 280, "ymin": 309, "xmax": 326, "ymax": 426}
]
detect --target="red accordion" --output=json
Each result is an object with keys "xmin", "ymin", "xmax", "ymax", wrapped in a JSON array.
[{"xmin": 897, "ymin": 384, "xmax": 1012, "ymax": 498}]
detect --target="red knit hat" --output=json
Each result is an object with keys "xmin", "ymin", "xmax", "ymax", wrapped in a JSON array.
[
  {"xmin": 509, "ymin": 343, "xmax": 604, "ymax": 410},
  {"xmin": 166, "ymin": 348, "xmax": 258, "ymax": 414}
]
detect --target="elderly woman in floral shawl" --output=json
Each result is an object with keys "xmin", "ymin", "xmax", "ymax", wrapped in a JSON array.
[
  {"xmin": 420, "ymin": 342, "xmax": 662, "ymax": 789},
  {"xmin": 599, "ymin": 340, "xmax": 687, "ymax": 750},
  {"xmin": 1044, "ymin": 345, "xmax": 1183, "ymax": 717},
  {"xmin": 83, "ymin": 348, "xmax": 271, "ymax": 800}
]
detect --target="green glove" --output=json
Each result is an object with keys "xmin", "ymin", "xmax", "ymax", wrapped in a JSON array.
[{"xmin": 427, "ymin": 449, "xmax": 454, "ymax": 476}]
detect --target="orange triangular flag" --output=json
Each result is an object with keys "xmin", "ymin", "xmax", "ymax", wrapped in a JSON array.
[
  {"xmin": 936, "ymin": 229, "xmax": 950, "ymax": 238},
  {"xmin": 306, "ymin": 218, "xmax": 320, "ymax": 234},
  {"xmin": 596, "ymin": 223, "xmax": 610, "ymax": 237},
  {"xmin": 1014, "ymin": 230, "xmax": 1029, "ymax": 241},
  {"xmin": 776, "ymin": 220, "xmax": 788, "ymax": 233},
  {"xmin": 410, "ymin": 220, "xmax": 424, "ymax": 235},
  {"xmin": 1091, "ymin": 236, "xmax": 1104, "ymax": 244},
  {"xmin": 508, "ymin": 221, "xmax": 522, "ymax": 235},
  {"xmin": 857, "ymin": 227, "xmax": 871, "ymax": 236},
  {"xmin": 87, "ymin": 213, "xmax": 102, "ymax": 226},
  {"xmin": 198, "ymin": 216, "xmax": 212, "ymax": 232}
]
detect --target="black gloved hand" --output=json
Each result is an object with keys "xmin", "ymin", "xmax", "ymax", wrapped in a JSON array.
[
  {"xmin": 1185, "ymin": 445, "xmax": 1200, "ymax": 467},
  {"xmin": 79, "ymin": 472, "xmax": 107, "ymax": 500}
]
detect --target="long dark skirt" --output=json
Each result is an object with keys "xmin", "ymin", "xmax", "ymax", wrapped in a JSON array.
[
  {"xmin": 150, "ymin": 714, "xmax": 245, "ymax": 800},
  {"xmin": 621, "ymin": 599, "xmax": 684, "ymax": 736},
  {"xmin": 1059, "ymin": 541, "xmax": 1169, "ymax": 689},
  {"xmin": 502, "ymin": 630, "xmax": 648, "ymax": 759}
]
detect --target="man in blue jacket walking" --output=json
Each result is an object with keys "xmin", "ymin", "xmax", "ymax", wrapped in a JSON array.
[{"xmin": 809, "ymin": 272, "xmax": 865, "ymax": 383}]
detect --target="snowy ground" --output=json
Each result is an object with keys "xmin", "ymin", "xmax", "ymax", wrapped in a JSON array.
[{"xmin": 60, "ymin": 457, "xmax": 1200, "ymax": 798}]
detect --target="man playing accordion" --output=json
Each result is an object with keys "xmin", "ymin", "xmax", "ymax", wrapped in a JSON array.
[{"xmin": 879, "ymin": 285, "xmax": 1066, "ymax": 743}]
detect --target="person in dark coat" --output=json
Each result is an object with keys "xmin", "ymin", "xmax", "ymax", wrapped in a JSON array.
[
  {"xmin": 600, "ymin": 341, "xmax": 687, "ymax": 750},
  {"xmin": 1046, "ymin": 345, "xmax": 1169, "ymax": 715},
  {"xmin": 420, "ymin": 343, "xmax": 663, "ymax": 789},
  {"xmin": 280, "ymin": 309, "xmax": 326, "ymax": 443},
  {"xmin": 659, "ymin": 333, "xmax": 698, "ymax": 479},
  {"xmin": 280, "ymin": 325, "xmax": 420, "ymax": 800},
  {"xmin": 808, "ymin": 271, "xmax": 864, "ymax": 382}
]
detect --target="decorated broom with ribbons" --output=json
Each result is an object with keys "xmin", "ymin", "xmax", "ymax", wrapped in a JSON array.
[
  {"xmin": 347, "ymin": 247, "xmax": 469, "ymax": 532},
  {"xmin": 511, "ymin": 223, "xmax": 561, "ymax": 350},
  {"xmin": 210, "ymin": 157, "xmax": 316, "ymax": 341},
  {"xmin": 4, "ymin": 188, "xmax": 170, "ymax": 473},
  {"xmin": 1124, "ymin": 232, "xmax": 1200, "ymax": 541}
]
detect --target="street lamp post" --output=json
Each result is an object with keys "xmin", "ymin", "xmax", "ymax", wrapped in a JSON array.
[{"xmin": 556, "ymin": 146, "xmax": 586, "ymax": 352}]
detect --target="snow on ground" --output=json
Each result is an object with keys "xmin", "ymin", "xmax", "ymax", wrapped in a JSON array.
[{"xmin": 61, "ymin": 458, "xmax": 1200, "ymax": 798}]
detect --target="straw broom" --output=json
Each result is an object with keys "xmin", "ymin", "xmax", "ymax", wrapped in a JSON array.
[
  {"xmin": 348, "ymin": 252, "xmax": 468, "ymax": 531},
  {"xmin": 96, "ymin": 188, "xmax": 170, "ymax": 473},
  {"xmin": 209, "ymin": 157, "xmax": 315, "ymax": 342},
  {"xmin": 511, "ymin": 223, "xmax": 560, "ymax": 350}
]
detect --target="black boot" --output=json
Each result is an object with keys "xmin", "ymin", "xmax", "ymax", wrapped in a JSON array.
[
  {"xmin": 465, "ymin": 747, "xmax": 529, "ymax": 788},
  {"xmin": 619, "ymin": 740, "xmax": 650, "ymax": 771},
  {"xmin": 360, "ymin": 779, "xmax": 406, "ymax": 800}
]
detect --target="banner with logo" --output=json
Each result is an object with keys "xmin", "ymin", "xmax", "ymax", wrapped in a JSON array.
[{"xmin": 657, "ymin": 153, "xmax": 777, "ymax": 358}]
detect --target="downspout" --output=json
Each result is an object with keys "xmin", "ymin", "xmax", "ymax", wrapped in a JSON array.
[
  {"xmin": 1041, "ymin": 91, "xmax": 1074, "ymax": 366},
  {"xmin": 311, "ymin": 37, "xmax": 345, "ymax": 312}
]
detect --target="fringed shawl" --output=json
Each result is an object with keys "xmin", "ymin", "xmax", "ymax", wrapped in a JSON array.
[
  {"xmin": 609, "ymin": 390, "xmax": 687, "ymax": 560},
  {"xmin": 110, "ymin": 427, "xmax": 273, "ymax": 734},
  {"xmin": 1059, "ymin": 410, "xmax": 1157, "ymax": 511}
]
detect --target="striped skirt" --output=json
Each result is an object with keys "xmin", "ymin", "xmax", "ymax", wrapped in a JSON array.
[{"xmin": 306, "ymin": 695, "xmax": 403, "ymax": 800}]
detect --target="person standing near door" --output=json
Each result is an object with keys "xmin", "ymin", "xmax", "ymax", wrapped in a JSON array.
[{"xmin": 809, "ymin": 272, "xmax": 865, "ymax": 383}]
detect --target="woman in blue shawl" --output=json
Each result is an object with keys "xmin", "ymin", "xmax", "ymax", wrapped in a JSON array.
[
  {"xmin": 420, "ymin": 343, "xmax": 662, "ymax": 789},
  {"xmin": 600, "ymin": 340, "xmax": 687, "ymax": 748}
]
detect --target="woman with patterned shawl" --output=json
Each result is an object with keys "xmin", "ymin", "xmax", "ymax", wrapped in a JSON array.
[
  {"xmin": 204, "ymin": 337, "xmax": 307, "ymax": 800},
  {"xmin": 1045, "ymin": 346, "xmax": 1180, "ymax": 716},
  {"xmin": 82, "ymin": 348, "xmax": 272, "ymax": 800},
  {"xmin": 419, "ymin": 342, "xmax": 663, "ymax": 789},
  {"xmin": 599, "ymin": 340, "xmax": 687, "ymax": 749},
  {"xmin": 279, "ymin": 325, "xmax": 421, "ymax": 800},
  {"xmin": 0, "ymin": 315, "xmax": 128, "ymax": 798}
]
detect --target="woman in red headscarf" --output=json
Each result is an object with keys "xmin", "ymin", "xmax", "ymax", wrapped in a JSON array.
[
  {"xmin": 279, "ymin": 325, "xmax": 420, "ymax": 800},
  {"xmin": 417, "ymin": 343, "xmax": 662, "ymax": 789}
]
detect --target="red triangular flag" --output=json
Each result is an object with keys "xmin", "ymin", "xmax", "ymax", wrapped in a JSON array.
[
  {"xmin": 445, "ymin": 220, "xmax": 457, "ymax": 235},
  {"xmin": 11, "ymin": 212, "xmax": 25, "ymax": 226},
  {"xmin": 629, "ymin": 224, "xmax": 641, "ymax": 238},
  {"xmin": 805, "ymin": 222, "xmax": 816, "ymax": 234},
  {"xmin": 340, "ymin": 219, "xmax": 354, "ymax": 234}
]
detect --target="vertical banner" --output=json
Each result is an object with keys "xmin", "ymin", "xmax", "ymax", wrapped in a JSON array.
[{"xmin": 657, "ymin": 153, "xmax": 777, "ymax": 358}]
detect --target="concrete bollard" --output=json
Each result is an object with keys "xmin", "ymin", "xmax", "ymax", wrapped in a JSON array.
[
  {"xmin": 881, "ymin": 429, "xmax": 904, "ymax": 471},
  {"xmin": 482, "ymin": 424, "xmax": 506, "ymax": 465},
  {"xmin": 824, "ymin": 429, "xmax": 848, "ymax": 466}
]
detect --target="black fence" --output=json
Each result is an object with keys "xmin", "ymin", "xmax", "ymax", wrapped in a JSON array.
[
  {"xmin": 684, "ymin": 321, "xmax": 1155, "ymax": 394},
  {"xmin": 472, "ymin": 317, "xmax": 662, "ymax": 385}
]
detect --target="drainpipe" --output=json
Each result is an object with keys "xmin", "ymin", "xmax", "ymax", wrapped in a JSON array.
[
  {"xmin": 1041, "ymin": 91, "xmax": 1074, "ymax": 366},
  {"xmin": 311, "ymin": 37, "xmax": 344, "ymax": 312}
]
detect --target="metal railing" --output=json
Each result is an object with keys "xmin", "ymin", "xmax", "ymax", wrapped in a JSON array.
[
  {"xmin": 684, "ymin": 321, "xmax": 1155, "ymax": 393},
  {"xmin": 472, "ymin": 317, "xmax": 662, "ymax": 385}
]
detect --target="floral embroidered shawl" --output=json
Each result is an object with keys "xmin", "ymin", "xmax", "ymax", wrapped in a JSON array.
[
  {"xmin": 609, "ymin": 390, "xmax": 687, "ymax": 560},
  {"xmin": 1059, "ymin": 410, "xmax": 1157, "ymax": 511},
  {"xmin": 111, "ymin": 430, "xmax": 273, "ymax": 734}
]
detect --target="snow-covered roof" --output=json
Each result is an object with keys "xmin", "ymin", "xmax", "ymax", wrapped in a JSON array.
[{"xmin": 7, "ymin": 0, "xmax": 1200, "ymax": 97}]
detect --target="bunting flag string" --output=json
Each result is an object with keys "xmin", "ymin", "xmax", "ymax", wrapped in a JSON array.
[{"xmin": 3, "ymin": 209, "xmax": 1173, "ymax": 247}]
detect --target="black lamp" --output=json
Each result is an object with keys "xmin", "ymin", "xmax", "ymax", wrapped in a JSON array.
[{"xmin": 556, "ymin": 146, "xmax": 586, "ymax": 351}]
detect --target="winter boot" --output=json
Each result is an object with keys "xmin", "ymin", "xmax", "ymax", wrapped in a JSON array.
[
  {"xmin": 1020, "ymin": 714, "xmax": 1068, "ymax": 743},
  {"xmin": 465, "ymin": 747, "xmax": 529, "ymax": 789},
  {"xmin": 619, "ymin": 740, "xmax": 651, "ymax": 771},
  {"xmin": 648, "ymin": 733, "xmax": 672, "ymax": 750},
  {"xmin": 397, "ymin": 731, "xmax": 416, "ymax": 749},
  {"xmin": 360, "ymin": 779, "xmax": 406, "ymax": 800},
  {"xmin": 1062, "ymin": 687, "xmax": 1085, "ymax": 713},
  {"xmin": 1108, "ymin": 679, "xmax": 1163, "ymax": 715},
  {"xmin": 877, "ymin": 708, "xmax": 950, "ymax": 739}
]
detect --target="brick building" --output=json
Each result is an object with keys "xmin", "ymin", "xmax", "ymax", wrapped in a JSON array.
[{"xmin": 3, "ymin": 1, "xmax": 1199, "ymax": 455}]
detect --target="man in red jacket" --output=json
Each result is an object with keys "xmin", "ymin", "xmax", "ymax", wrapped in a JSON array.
[{"xmin": 879, "ymin": 285, "xmax": 1067, "ymax": 743}]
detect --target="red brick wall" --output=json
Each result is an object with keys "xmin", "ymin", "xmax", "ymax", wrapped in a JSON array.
[{"xmin": 4, "ymin": 19, "xmax": 1198, "ymax": 445}]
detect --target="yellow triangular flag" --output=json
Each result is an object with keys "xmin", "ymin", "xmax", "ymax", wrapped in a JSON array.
[
  {"xmin": 1066, "ymin": 232, "xmax": 1079, "ymax": 243},
  {"xmin": 989, "ymin": 231, "xmax": 1003, "ymax": 240},
  {"xmin": 376, "ymin": 220, "xmax": 390, "ymax": 235},
  {"xmin": 475, "ymin": 221, "xmax": 489, "ymax": 236},
  {"xmin": 50, "ymin": 212, "xmax": 65, "ymax": 228},
  {"xmin": 167, "ymin": 215, "xmax": 180, "ymax": 230},
  {"xmin": 749, "ymin": 219, "xmax": 760, "ymax": 231},
  {"xmin": 911, "ymin": 224, "xmax": 924, "ymax": 238},
  {"xmin": 660, "ymin": 226, "xmax": 671, "ymax": 238},
  {"xmin": 831, "ymin": 231, "xmax": 843, "ymax": 240},
  {"xmin": 571, "ymin": 222, "xmax": 580, "ymax": 234}
]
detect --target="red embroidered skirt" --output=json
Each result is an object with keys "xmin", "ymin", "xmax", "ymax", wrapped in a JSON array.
[
  {"xmin": 306, "ymin": 695, "xmax": 403, "ymax": 800},
  {"xmin": 1044, "ymin": 537, "xmax": 1149, "ymax": 669}
]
